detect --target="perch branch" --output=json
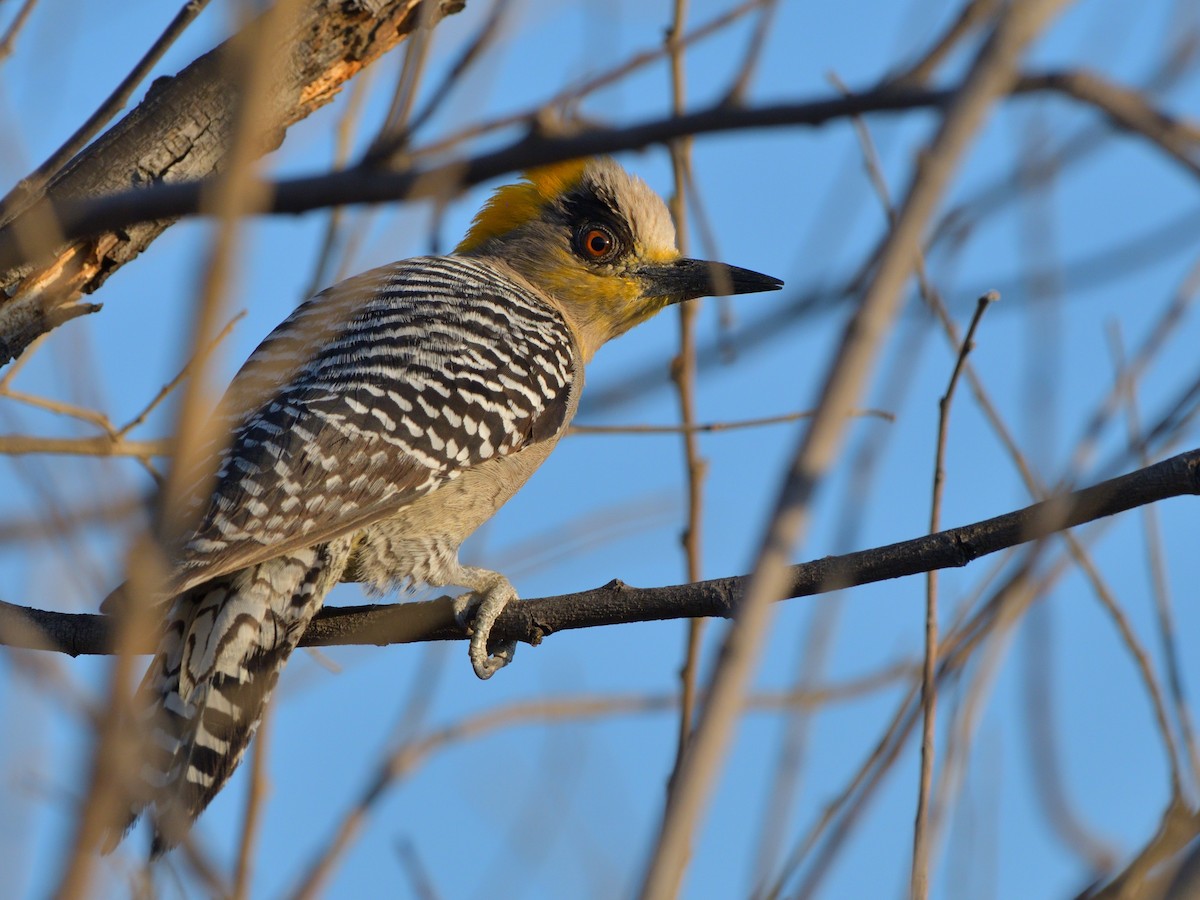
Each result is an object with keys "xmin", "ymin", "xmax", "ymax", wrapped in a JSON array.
[{"xmin": 0, "ymin": 448, "xmax": 1194, "ymax": 658}]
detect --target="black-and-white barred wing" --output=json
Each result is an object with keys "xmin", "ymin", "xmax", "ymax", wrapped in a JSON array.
[{"xmin": 172, "ymin": 256, "xmax": 579, "ymax": 592}]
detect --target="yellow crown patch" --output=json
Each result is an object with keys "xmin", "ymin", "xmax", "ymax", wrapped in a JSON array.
[{"xmin": 456, "ymin": 159, "xmax": 588, "ymax": 253}]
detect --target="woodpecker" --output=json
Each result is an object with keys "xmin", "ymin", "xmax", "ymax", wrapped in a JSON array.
[{"xmin": 104, "ymin": 156, "xmax": 782, "ymax": 854}]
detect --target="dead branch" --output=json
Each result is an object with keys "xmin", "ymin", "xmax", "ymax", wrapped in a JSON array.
[{"xmin": 0, "ymin": 0, "xmax": 463, "ymax": 366}]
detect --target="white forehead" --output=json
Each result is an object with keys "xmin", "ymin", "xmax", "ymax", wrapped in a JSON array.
[{"xmin": 583, "ymin": 157, "xmax": 678, "ymax": 254}]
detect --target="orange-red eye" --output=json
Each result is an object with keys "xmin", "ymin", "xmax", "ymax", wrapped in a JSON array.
[{"xmin": 578, "ymin": 226, "xmax": 616, "ymax": 260}]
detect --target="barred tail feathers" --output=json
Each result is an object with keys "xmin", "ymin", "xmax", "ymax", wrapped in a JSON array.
[{"xmin": 103, "ymin": 540, "xmax": 351, "ymax": 855}]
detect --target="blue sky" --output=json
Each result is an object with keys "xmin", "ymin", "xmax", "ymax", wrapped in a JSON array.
[{"xmin": 1, "ymin": 0, "xmax": 1199, "ymax": 897}]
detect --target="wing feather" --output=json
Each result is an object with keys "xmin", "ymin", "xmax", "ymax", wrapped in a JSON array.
[{"xmin": 169, "ymin": 256, "xmax": 579, "ymax": 593}]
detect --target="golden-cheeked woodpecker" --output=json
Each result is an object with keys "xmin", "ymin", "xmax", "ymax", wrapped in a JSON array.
[{"xmin": 103, "ymin": 156, "xmax": 782, "ymax": 854}]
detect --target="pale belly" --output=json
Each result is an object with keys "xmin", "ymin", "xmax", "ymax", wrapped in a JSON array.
[{"xmin": 344, "ymin": 437, "xmax": 559, "ymax": 593}]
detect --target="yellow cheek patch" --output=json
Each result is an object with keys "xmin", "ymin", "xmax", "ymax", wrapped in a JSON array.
[
  {"xmin": 456, "ymin": 159, "xmax": 590, "ymax": 253},
  {"xmin": 529, "ymin": 261, "xmax": 648, "ymax": 356},
  {"xmin": 537, "ymin": 265, "xmax": 639, "ymax": 313}
]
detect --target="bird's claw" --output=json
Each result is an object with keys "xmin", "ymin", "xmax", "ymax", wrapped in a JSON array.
[{"xmin": 452, "ymin": 590, "xmax": 517, "ymax": 680}]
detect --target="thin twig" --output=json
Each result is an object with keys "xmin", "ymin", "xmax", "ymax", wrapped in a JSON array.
[
  {"xmin": 51, "ymin": 533, "xmax": 167, "ymax": 900},
  {"xmin": 0, "ymin": 387, "xmax": 116, "ymax": 434},
  {"xmin": 1068, "ymin": 254, "xmax": 1200, "ymax": 479},
  {"xmin": 1018, "ymin": 69, "xmax": 1200, "ymax": 179},
  {"xmin": 912, "ymin": 292, "xmax": 995, "ymax": 900},
  {"xmin": 777, "ymin": 676, "xmax": 925, "ymax": 900},
  {"xmin": 302, "ymin": 70, "xmax": 375, "ymax": 300},
  {"xmin": 639, "ymin": 4, "xmax": 1072, "ymax": 896},
  {"xmin": 0, "ymin": 434, "xmax": 169, "ymax": 458},
  {"xmin": 0, "ymin": 493, "xmax": 143, "ymax": 543},
  {"xmin": 403, "ymin": 0, "xmax": 513, "ymax": 139},
  {"xmin": 116, "ymin": 310, "xmax": 246, "ymax": 438},
  {"xmin": 0, "ymin": 330, "xmax": 43, "ymax": 389},
  {"xmin": 50, "ymin": 4, "xmax": 306, "ymax": 894},
  {"xmin": 913, "ymin": 135, "xmax": 1199, "ymax": 816},
  {"xmin": 407, "ymin": 0, "xmax": 768, "ymax": 164},
  {"xmin": 0, "ymin": 0, "xmax": 215, "ymax": 223},
  {"xmin": 723, "ymin": 0, "xmax": 778, "ymax": 103},
  {"xmin": 1108, "ymin": 324, "xmax": 1200, "ymax": 789},
  {"xmin": 287, "ymin": 674, "xmax": 908, "ymax": 900},
  {"xmin": 886, "ymin": 0, "xmax": 1001, "ymax": 86},
  {"xmin": 663, "ymin": 0, "xmax": 709, "ymax": 790},
  {"xmin": 924, "ymin": 551, "xmax": 1019, "ymax": 849},
  {"xmin": 0, "ymin": 0, "xmax": 37, "ymax": 63},
  {"xmin": 1021, "ymin": 600, "xmax": 1119, "ymax": 872},
  {"xmin": 748, "ymin": 327, "xmax": 923, "ymax": 896},
  {"xmin": 0, "ymin": 311, "xmax": 240, "ymax": 466},
  {"xmin": 360, "ymin": 0, "xmax": 438, "ymax": 165},
  {"xmin": 232, "ymin": 706, "xmax": 271, "ymax": 900},
  {"xmin": 290, "ymin": 644, "xmax": 446, "ymax": 900},
  {"xmin": 569, "ymin": 408, "xmax": 893, "ymax": 435},
  {"xmin": 1065, "ymin": 526, "xmax": 1188, "ymax": 797},
  {"xmin": 748, "ymin": 68, "xmax": 933, "ymax": 896},
  {"xmin": 12, "ymin": 65, "xmax": 1197, "ymax": 279},
  {"xmin": 394, "ymin": 839, "xmax": 441, "ymax": 900},
  {"xmin": 783, "ymin": 532, "xmax": 1092, "ymax": 899}
]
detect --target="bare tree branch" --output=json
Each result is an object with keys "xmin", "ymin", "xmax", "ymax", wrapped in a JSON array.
[
  {"xmin": 643, "ymin": 2, "xmax": 1074, "ymax": 893},
  {"xmin": 0, "ymin": 434, "xmax": 169, "ymax": 457},
  {"xmin": 0, "ymin": 0, "xmax": 38, "ymax": 63},
  {"xmin": 3, "ymin": 68, "xmax": 1195, "ymax": 291},
  {"xmin": 0, "ymin": 0, "xmax": 464, "ymax": 365},
  {"xmin": 0, "ymin": 447, "xmax": 1194, "ymax": 658},
  {"xmin": 0, "ymin": 0, "xmax": 217, "ymax": 223}
]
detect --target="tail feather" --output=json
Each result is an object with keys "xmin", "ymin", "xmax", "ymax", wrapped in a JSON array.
[{"xmin": 102, "ymin": 539, "xmax": 351, "ymax": 855}]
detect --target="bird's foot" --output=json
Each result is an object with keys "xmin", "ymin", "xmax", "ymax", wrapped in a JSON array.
[{"xmin": 452, "ymin": 574, "xmax": 518, "ymax": 679}]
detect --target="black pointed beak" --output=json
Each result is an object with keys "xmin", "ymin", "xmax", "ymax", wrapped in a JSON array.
[{"xmin": 641, "ymin": 257, "xmax": 784, "ymax": 303}]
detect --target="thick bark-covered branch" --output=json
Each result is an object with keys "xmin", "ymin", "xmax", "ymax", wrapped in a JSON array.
[
  {"xmin": 2, "ymin": 448, "xmax": 1195, "ymax": 658},
  {"xmin": 0, "ymin": 0, "xmax": 463, "ymax": 365}
]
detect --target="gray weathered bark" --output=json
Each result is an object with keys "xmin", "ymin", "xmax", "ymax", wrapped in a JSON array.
[{"xmin": 0, "ymin": 0, "xmax": 464, "ymax": 366}]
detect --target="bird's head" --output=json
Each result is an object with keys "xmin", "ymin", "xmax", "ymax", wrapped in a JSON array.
[{"xmin": 455, "ymin": 157, "xmax": 783, "ymax": 359}]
